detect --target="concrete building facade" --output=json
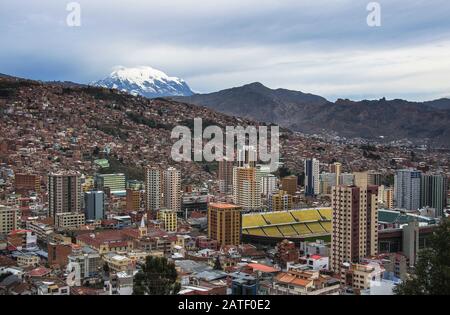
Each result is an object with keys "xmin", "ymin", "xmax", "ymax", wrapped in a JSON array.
[{"xmin": 330, "ymin": 185, "xmax": 379, "ymax": 273}]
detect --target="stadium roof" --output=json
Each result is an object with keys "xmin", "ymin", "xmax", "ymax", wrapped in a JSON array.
[
  {"xmin": 242, "ymin": 208, "xmax": 332, "ymax": 239},
  {"xmin": 378, "ymin": 209, "xmax": 436, "ymax": 225}
]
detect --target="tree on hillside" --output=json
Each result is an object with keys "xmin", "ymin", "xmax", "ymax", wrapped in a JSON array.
[
  {"xmin": 276, "ymin": 166, "xmax": 292, "ymax": 178},
  {"xmin": 394, "ymin": 218, "xmax": 450, "ymax": 295},
  {"xmin": 133, "ymin": 256, "xmax": 180, "ymax": 295}
]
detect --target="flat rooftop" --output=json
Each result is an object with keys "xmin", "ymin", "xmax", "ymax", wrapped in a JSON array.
[{"xmin": 209, "ymin": 203, "xmax": 241, "ymax": 210}]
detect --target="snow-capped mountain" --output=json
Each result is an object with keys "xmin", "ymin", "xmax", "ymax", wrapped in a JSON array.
[{"xmin": 92, "ymin": 66, "xmax": 194, "ymax": 98}]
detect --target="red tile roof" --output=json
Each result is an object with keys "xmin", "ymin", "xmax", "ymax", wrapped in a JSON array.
[
  {"xmin": 28, "ymin": 267, "xmax": 51, "ymax": 277},
  {"xmin": 248, "ymin": 263, "xmax": 278, "ymax": 273},
  {"xmin": 8, "ymin": 229, "xmax": 31, "ymax": 235},
  {"xmin": 276, "ymin": 272, "xmax": 312, "ymax": 287},
  {"xmin": 76, "ymin": 229, "xmax": 139, "ymax": 247}
]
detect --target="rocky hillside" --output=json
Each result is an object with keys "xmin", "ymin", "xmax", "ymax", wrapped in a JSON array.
[
  {"xmin": 173, "ymin": 82, "xmax": 328, "ymax": 125},
  {"xmin": 1, "ymin": 75, "xmax": 448, "ymax": 187},
  {"xmin": 0, "ymin": 76, "xmax": 262, "ymax": 184}
]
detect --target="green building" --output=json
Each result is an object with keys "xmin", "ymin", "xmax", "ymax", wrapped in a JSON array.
[{"xmin": 95, "ymin": 173, "xmax": 126, "ymax": 195}]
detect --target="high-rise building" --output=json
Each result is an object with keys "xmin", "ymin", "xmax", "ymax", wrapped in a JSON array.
[
  {"xmin": 420, "ymin": 174, "xmax": 448, "ymax": 217},
  {"xmin": 304, "ymin": 158, "xmax": 320, "ymax": 197},
  {"xmin": 385, "ymin": 188, "xmax": 394, "ymax": 209},
  {"xmin": 145, "ymin": 166, "xmax": 162, "ymax": 212},
  {"xmin": 84, "ymin": 191, "xmax": 105, "ymax": 221},
  {"xmin": 126, "ymin": 188, "xmax": 139, "ymax": 212},
  {"xmin": 354, "ymin": 171, "xmax": 382, "ymax": 188},
  {"xmin": 218, "ymin": 159, "xmax": 233, "ymax": 195},
  {"xmin": 164, "ymin": 167, "xmax": 181, "ymax": 213},
  {"xmin": 394, "ymin": 169, "xmax": 421, "ymax": 210},
  {"xmin": 208, "ymin": 203, "xmax": 242, "ymax": 246},
  {"xmin": 256, "ymin": 164, "xmax": 272, "ymax": 195},
  {"xmin": 0, "ymin": 205, "xmax": 20, "ymax": 234},
  {"xmin": 378, "ymin": 185, "xmax": 394, "ymax": 209},
  {"xmin": 281, "ymin": 175, "xmax": 298, "ymax": 196},
  {"xmin": 48, "ymin": 172, "xmax": 82, "ymax": 219},
  {"xmin": 339, "ymin": 173, "xmax": 355, "ymax": 186},
  {"xmin": 268, "ymin": 190, "xmax": 293, "ymax": 211},
  {"xmin": 126, "ymin": 188, "xmax": 142, "ymax": 212},
  {"xmin": 233, "ymin": 166, "xmax": 261, "ymax": 210},
  {"xmin": 354, "ymin": 171, "xmax": 369, "ymax": 188},
  {"xmin": 329, "ymin": 162, "xmax": 342, "ymax": 186},
  {"xmin": 95, "ymin": 173, "xmax": 126, "ymax": 195},
  {"xmin": 261, "ymin": 174, "xmax": 278, "ymax": 196},
  {"xmin": 368, "ymin": 171, "xmax": 382, "ymax": 186},
  {"xmin": 237, "ymin": 146, "xmax": 257, "ymax": 168},
  {"xmin": 14, "ymin": 173, "xmax": 40, "ymax": 195},
  {"xmin": 319, "ymin": 172, "xmax": 336, "ymax": 195},
  {"xmin": 157, "ymin": 209, "xmax": 178, "ymax": 232},
  {"xmin": 330, "ymin": 185, "xmax": 378, "ymax": 273}
]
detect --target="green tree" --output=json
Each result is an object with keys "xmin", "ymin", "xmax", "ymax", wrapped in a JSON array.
[
  {"xmin": 394, "ymin": 218, "xmax": 450, "ymax": 295},
  {"xmin": 92, "ymin": 146, "xmax": 100, "ymax": 156},
  {"xmin": 133, "ymin": 256, "xmax": 180, "ymax": 295},
  {"xmin": 276, "ymin": 166, "xmax": 292, "ymax": 178}
]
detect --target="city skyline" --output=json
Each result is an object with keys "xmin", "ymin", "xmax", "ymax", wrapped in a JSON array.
[{"xmin": 0, "ymin": 0, "xmax": 449, "ymax": 299}]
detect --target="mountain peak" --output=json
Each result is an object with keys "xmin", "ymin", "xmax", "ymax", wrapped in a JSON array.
[
  {"xmin": 92, "ymin": 66, "xmax": 194, "ymax": 98},
  {"xmin": 244, "ymin": 82, "xmax": 266, "ymax": 88},
  {"xmin": 172, "ymin": 82, "xmax": 329, "ymax": 128},
  {"xmin": 110, "ymin": 66, "xmax": 181, "ymax": 85},
  {"xmin": 240, "ymin": 82, "xmax": 271, "ymax": 91}
]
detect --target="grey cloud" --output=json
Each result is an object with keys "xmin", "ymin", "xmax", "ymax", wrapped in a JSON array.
[{"xmin": 0, "ymin": 0, "xmax": 449, "ymax": 100}]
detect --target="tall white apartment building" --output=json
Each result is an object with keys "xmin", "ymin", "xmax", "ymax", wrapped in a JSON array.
[
  {"xmin": 261, "ymin": 174, "xmax": 278, "ymax": 196},
  {"xmin": 237, "ymin": 145, "xmax": 257, "ymax": 168},
  {"xmin": 304, "ymin": 158, "xmax": 320, "ymax": 197},
  {"xmin": 233, "ymin": 166, "xmax": 261, "ymax": 211},
  {"xmin": 164, "ymin": 167, "xmax": 181, "ymax": 213},
  {"xmin": 145, "ymin": 166, "xmax": 162, "ymax": 212},
  {"xmin": 394, "ymin": 169, "xmax": 421, "ymax": 210}
]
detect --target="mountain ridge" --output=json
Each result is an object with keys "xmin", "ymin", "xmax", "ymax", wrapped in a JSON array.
[
  {"xmin": 1, "ymin": 73, "xmax": 448, "ymax": 185},
  {"xmin": 173, "ymin": 83, "xmax": 450, "ymax": 147},
  {"xmin": 174, "ymin": 82, "xmax": 329, "ymax": 125},
  {"xmin": 2, "ymin": 71, "xmax": 450, "ymax": 146}
]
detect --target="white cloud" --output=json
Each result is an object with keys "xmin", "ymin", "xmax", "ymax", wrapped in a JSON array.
[{"xmin": 110, "ymin": 40, "xmax": 450, "ymax": 101}]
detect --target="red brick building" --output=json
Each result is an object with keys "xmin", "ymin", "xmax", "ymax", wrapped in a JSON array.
[
  {"xmin": 276, "ymin": 239, "xmax": 299, "ymax": 267},
  {"xmin": 14, "ymin": 174, "xmax": 40, "ymax": 195},
  {"xmin": 47, "ymin": 243, "xmax": 73, "ymax": 267}
]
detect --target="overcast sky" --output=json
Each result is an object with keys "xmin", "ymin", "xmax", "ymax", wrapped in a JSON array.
[{"xmin": 1, "ymin": 0, "xmax": 450, "ymax": 101}]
